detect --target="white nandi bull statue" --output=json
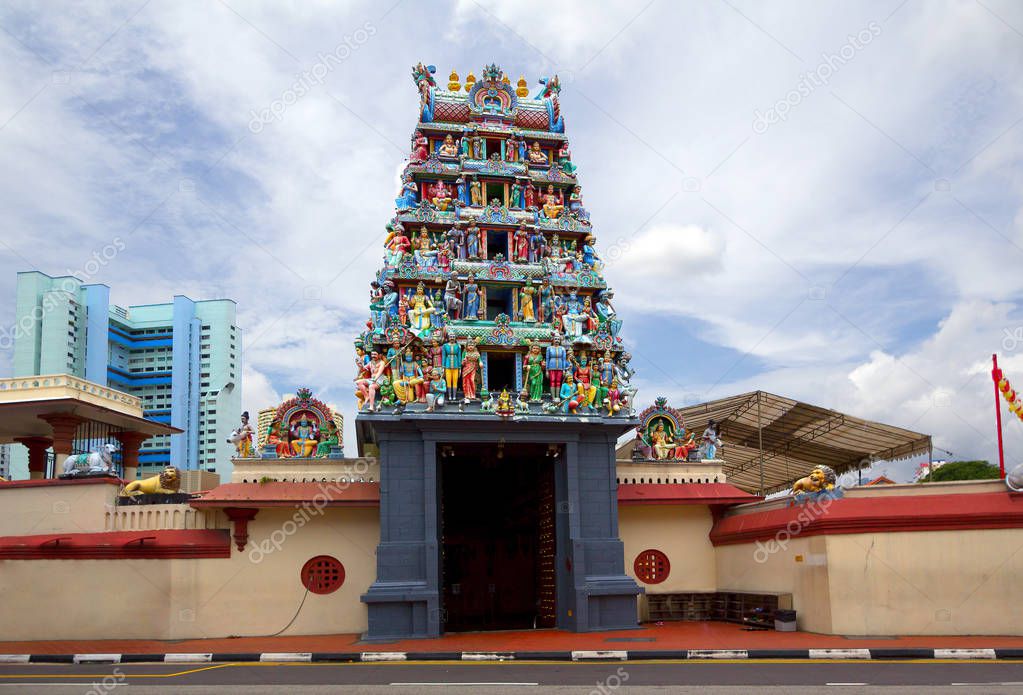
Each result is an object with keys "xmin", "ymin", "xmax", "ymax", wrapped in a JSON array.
[
  {"xmin": 62, "ymin": 443, "xmax": 118, "ymax": 476},
  {"xmin": 1007, "ymin": 462, "xmax": 1023, "ymax": 492}
]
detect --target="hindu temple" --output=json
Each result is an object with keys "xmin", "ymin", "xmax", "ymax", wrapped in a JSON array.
[{"xmin": 354, "ymin": 63, "xmax": 641, "ymax": 639}]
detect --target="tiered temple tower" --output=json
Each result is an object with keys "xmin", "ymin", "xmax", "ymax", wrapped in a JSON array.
[
  {"xmin": 354, "ymin": 62, "xmax": 633, "ymax": 415},
  {"xmin": 356, "ymin": 63, "xmax": 641, "ymax": 640}
]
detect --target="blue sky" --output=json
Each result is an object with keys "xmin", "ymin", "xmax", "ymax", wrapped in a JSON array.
[{"xmin": 1, "ymin": 0, "xmax": 1022, "ymax": 481}]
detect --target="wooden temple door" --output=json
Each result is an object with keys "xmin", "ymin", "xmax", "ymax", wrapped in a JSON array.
[{"xmin": 536, "ymin": 459, "xmax": 557, "ymax": 628}]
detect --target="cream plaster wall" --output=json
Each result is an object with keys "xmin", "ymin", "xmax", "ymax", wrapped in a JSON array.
[
  {"xmin": 0, "ymin": 482, "xmax": 117, "ymax": 535},
  {"xmin": 619, "ymin": 505, "xmax": 718, "ymax": 621},
  {"xmin": 824, "ymin": 529, "xmax": 1023, "ymax": 636},
  {"xmin": 0, "ymin": 507, "xmax": 379, "ymax": 640},
  {"xmin": 715, "ymin": 536, "xmax": 833, "ymax": 634}
]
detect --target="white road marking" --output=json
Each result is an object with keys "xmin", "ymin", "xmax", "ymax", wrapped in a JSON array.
[{"xmin": 390, "ymin": 684, "xmax": 537, "ymax": 687}]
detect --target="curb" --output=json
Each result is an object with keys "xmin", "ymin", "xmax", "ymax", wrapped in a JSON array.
[{"xmin": 1, "ymin": 648, "xmax": 1021, "ymax": 663}]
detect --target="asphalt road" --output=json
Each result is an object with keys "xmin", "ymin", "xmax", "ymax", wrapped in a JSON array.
[{"xmin": 2, "ymin": 660, "xmax": 1023, "ymax": 693}]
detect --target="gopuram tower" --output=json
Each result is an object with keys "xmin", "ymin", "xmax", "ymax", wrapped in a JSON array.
[{"xmin": 356, "ymin": 63, "xmax": 641, "ymax": 639}]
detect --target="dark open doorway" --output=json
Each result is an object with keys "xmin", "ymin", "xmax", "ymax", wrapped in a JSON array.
[
  {"xmin": 484, "ymin": 351, "xmax": 515, "ymax": 392},
  {"xmin": 439, "ymin": 443, "xmax": 557, "ymax": 632}
]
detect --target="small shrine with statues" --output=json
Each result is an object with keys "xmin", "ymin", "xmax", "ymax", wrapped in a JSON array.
[
  {"xmin": 248, "ymin": 388, "xmax": 344, "ymax": 460},
  {"xmin": 630, "ymin": 397, "xmax": 723, "ymax": 462},
  {"xmin": 355, "ymin": 62, "xmax": 634, "ymax": 417}
]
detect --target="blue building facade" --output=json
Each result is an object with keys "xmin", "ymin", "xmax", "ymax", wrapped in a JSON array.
[{"xmin": 11, "ymin": 272, "xmax": 240, "ymax": 478}]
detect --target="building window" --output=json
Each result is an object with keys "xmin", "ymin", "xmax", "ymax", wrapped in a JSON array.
[
  {"xmin": 300, "ymin": 556, "xmax": 345, "ymax": 594},
  {"xmin": 633, "ymin": 549, "xmax": 670, "ymax": 585}
]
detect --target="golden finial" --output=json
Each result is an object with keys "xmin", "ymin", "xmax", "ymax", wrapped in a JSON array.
[
  {"xmin": 515, "ymin": 76, "xmax": 529, "ymax": 97},
  {"xmin": 501, "ymin": 74, "xmax": 510, "ymax": 85},
  {"xmin": 448, "ymin": 70, "xmax": 460, "ymax": 91},
  {"xmin": 464, "ymin": 72, "xmax": 476, "ymax": 92}
]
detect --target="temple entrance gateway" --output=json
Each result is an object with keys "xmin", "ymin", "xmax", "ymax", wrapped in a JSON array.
[{"xmin": 440, "ymin": 443, "xmax": 556, "ymax": 631}]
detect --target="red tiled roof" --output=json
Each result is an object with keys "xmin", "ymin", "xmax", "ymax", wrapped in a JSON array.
[
  {"xmin": 0, "ymin": 530, "xmax": 230, "ymax": 559},
  {"xmin": 710, "ymin": 490, "xmax": 1023, "ymax": 546},
  {"xmin": 617, "ymin": 483, "xmax": 761, "ymax": 506},
  {"xmin": 0, "ymin": 477, "xmax": 123, "ymax": 489},
  {"xmin": 190, "ymin": 482, "xmax": 381, "ymax": 508}
]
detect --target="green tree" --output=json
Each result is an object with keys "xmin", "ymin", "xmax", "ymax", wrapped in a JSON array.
[{"xmin": 918, "ymin": 460, "xmax": 1001, "ymax": 482}]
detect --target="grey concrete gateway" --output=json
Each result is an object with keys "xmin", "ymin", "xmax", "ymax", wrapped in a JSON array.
[{"xmin": 357, "ymin": 412, "xmax": 642, "ymax": 639}]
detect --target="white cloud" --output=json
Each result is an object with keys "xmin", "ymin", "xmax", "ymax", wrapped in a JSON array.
[{"xmin": 0, "ymin": 0, "xmax": 1021, "ymax": 466}]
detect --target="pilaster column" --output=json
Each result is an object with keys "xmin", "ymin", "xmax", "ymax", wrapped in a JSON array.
[
  {"xmin": 38, "ymin": 414, "xmax": 84, "ymax": 477},
  {"xmin": 112, "ymin": 431, "xmax": 150, "ymax": 482},
  {"xmin": 14, "ymin": 436, "xmax": 53, "ymax": 480}
]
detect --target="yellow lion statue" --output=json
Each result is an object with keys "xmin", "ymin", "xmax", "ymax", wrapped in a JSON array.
[
  {"xmin": 121, "ymin": 466, "xmax": 181, "ymax": 496},
  {"xmin": 792, "ymin": 465, "xmax": 837, "ymax": 494}
]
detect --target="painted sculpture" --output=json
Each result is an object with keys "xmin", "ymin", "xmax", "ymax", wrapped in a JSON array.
[
  {"xmin": 261, "ymin": 388, "xmax": 344, "ymax": 459},
  {"xmin": 228, "ymin": 411, "xmax": 255, "ymax": 458},
  {"xmin": 62, "ymin": 443, "xmax": 119, "ymax": 476},
  {"xmin": 356, "ymin": 63, "xmax": 634, "ymax": 416},
  {"xmin": 631, "ymin": 398, "xmax": 694, "ymax": 461},
  {"xmin": 121, "ymin": 466, "xmax": 181, "ymax": 496},
  {"xmin": 792, "ymin": 465, "xmax": 838, "ymax": 494}
]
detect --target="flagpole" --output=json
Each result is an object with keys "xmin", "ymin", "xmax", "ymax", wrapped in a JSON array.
[{"xmin": 992, "ymin": 353, "xmax": 1006, "ymax": 479}]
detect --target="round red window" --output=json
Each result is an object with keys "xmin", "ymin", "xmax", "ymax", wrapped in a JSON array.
[
  {"xmin": 301, "ymin": 555, "xmax": 345, "ymax": 594},
  {"xmin": 634, "ymin": 549, "xmax": 670, "ymax": 584}
]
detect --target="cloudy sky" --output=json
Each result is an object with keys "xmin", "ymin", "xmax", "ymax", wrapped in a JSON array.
[{"xmin": 1, "ymin": 0, "xmax": 1021, "ymax": 481}]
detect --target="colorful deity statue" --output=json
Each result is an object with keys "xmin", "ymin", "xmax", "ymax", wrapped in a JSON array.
[
  {"xmin": 268, "ymin": 420, "xmax": 292, "ymax": 458},
  {"xmin": 700, "ymin": 420, "xmax": 723, "ymax": 460},
  {"xmin": 455, "ymin": 176, "xmax": 469, "ymax": 206},
  {"xmin": 461, "ymin": 338, "xmax": 481, "ymax": 401},
  {"xmin": 229, "ymin": 411, "xmax": 254, "ymax": 458},
  {"xmin": 469, "ymin": 176, "xmax": 483, "ymax": 206},
  {"xmin": 561, "ymin": 291, "xmax": 585, "ymax": 338},
  {"xmin": 595, "ymin": 289, "xmax": 622, "ymax": 338},
  {"xmin": 538, "ymin": 278, "xmax": 554, "ymax": 323},
  {"xmin": 582, "ymin": 234, "xmax": 598, "ymax": 268},
  {"xmin": 605, "ymin": 379, "xmax": 625, "ymax": 416},
  {"xmin": 367, "ymin": 351, "xmax": 387, "ymax": 411},
  {"xmin": 425, "ymin": 367, "xmax": 446, "ymax": 412},
  {"xmin": 444, "ymin": 277, "xmax": 462, "ymax": 319},
  {"xmin": 524, "ymin": 181, "xmax": 537, "ymax": 209},
  {"xmin": 430, "ymin": 180, "xmax": 453, "ymax": 211},
  {"xmin": 355, "ymin": 349, "xmax": 375, "ymax": 410},
  {"xmin": 290, "ymin": 416, "xmax": 319, "ymax": 457},
  {"xmin": 409, "ymin": 282, "xmax": 436, "ymax": 338},
  {"xmin": 529, "ymin": 227, "xmax": 545, "ymax": 263},
  {"xmin": 395, "ymin": 173, "xmax": 419, "ymax": 211},
  {"xmin": 519, "ymin": 279, "xmax": 536, "ymax": 322},
  {"xmin": 560, "ymin": 372, "xmax": 578, "ymax": 413},
  {"xmin": 513, "ymin": 224, "xmax": 530, "ymax": 262},
  {"xmin": 542, "ymin": 184, "xmax": 564, "ymax": 219},
  {"xmin": 463, "ymin": 272, "xmax": 481, "ymax": 320},
  {"xmin": 523, "ymin": 341, "xmax": 545, "ymax": 401},
  {"xmin": 573, "ymin": 352, "xmax": 597, "ymax": 410},
  {"xmin": 569, "ymin": 185, "xmax": 584, "ymax": 214},
  {"xmin": 528, "ymin": 141, "xmax": 548, "ymax": 165},
  {"xmin": 394, "ymin": 348, "xmax": 424, "ymax": 404},
  {"xmin": 442, "ymin": 334, "xmax": 463, "ymax": 401},
  {"xmin": 411, "ymin": 130, "xmax": 429, "ymax": 163},
  {"xmin": 558, "ymin": 141, "xmax": 577, "ymax": 176},
  {"xmin": 510, "ymin": 180, "xmax": 524, "ymax": 209},
  {"xmin": 438, "ymin": 242, "xmax": 452, "ymax": 272},
  {"xmin": 446, "ymin": 221, "xmax": 465, "ymax": 260},
  {"xmin": 545, "ymin": 332, "xmax": 569, "ymax": 399},
  {"xmin": 506, "ymin": 133, "xmax": 520, "ymax": 161},
  {"xmin": 316, "ymin": 420, "xmax": 340, "ymax": 458},
  {"xmin": 385, "ymin": 223, "xmax": 411, "ymax": 266},
  {"xmin": 438, "ymin": 133, "xmax": 459, "ymax": 157},
  {"xmin": 465, "ymin": 221, "xmax": 481, "ymax": 260}
]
